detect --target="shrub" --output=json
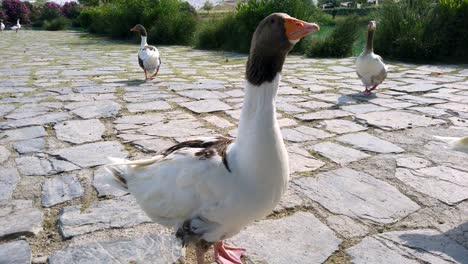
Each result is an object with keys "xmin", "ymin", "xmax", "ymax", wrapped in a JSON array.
[
  {"xmin": 62, "ymin": 2, "xmax": 81, "ymax": 19},
  {"xmin": 375, "ymin": 0, "xmax": 468, "ymax": 62},
  {"xmin": 323, "ymin": 7, "xmax": 376, "ymax": 17},
  {"xmin": 44, "ymin": 17, "xmax": 70, "ymax": 30},
  {"xmin": 79, "ymin": 0, "xmax": 197, "ymax": 45},
  {"xmin": 0, "ymin": 10, "xmax": 8, "ymax": 22},
  {"xmin": 306, "ymin": 15, "xmax": 361, "ymax": 58},
  {"xmin": 195, "ymin": 0, "xmax": 327, "ymax": 53},
  {"xmin": 41, "ymin": 2, "xmax": 62, "ymax": 21},
  {"xmin": 2, "ymin": 0, "xmax": 31, "ymax": 24}
]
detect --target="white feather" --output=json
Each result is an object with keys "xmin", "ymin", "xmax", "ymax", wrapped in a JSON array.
[
  {"xmin": 356, "ymin": 52, "xmax": 387, "ymax": 87},
  {"xmin": 433, "ymin": 136, "xmax": 468, "ymax": 153}
]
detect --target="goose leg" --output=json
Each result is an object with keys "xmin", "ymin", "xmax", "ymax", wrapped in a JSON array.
[
  {"xmin": 148, "ymin": 68, "xmax": 159, "ymax": 80},
  {"xmin": 214, "ymin": 241, "xmax": 245, "ymax": 264},
  {"xmin": 367, "ymin": 84, "xmax": 378, "ymax": 93},
  {"xmin": 144, "ymin": 69, "xmax": 150, "ymax": 81}
]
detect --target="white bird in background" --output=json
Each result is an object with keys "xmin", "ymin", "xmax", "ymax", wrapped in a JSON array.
[
  {"xmin": 130, "ymin": 24, "xmax": 161, "ymax": 81},
  {"xmin": 105, "ymin": 13, "xmax": 319, "ymax": 264},
  {"xmin": 356, "ymin": 20, "xmax": 387, "ymax": 96},
  {"xmin": 11, "ymin": 19, "xmax": 21, "ymax": 33},
  {"xmin": 0, "ymin": 20, "xmax": 5, "ymax": 32},
  {"xmin": 433, "ymin": 136, "xmax": 468, "ymax": 154}
]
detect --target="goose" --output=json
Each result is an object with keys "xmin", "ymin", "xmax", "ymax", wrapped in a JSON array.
[
  {"xmin": 356, "ymin": 20, "xmax": 387, "ymax": 96},
  {"xmin": 433, "ymin": 136, "xmax": 468, "ymax": 154},
  {"xmin": 11, "ymin": 19, "xmax": 21, "ymax": 33},
  {"xmin": 106, "ymin": 13, "xmax": 319, "ymax": 264},
  {"xmin": 0, "ymin": 20, "xmax": 5, "ymax": 32},
  {"xmin": 130, "ymin": 24, "xmax": 161, "ymax": 81}
]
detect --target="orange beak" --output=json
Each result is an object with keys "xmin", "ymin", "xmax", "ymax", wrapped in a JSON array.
[
  {"xmin": 130, "ymin": 26, "xmax": 137, "ymax": 32},
  {"xmin": 284, "ymin": 17, "xmax": 320, "ymax": 41}
]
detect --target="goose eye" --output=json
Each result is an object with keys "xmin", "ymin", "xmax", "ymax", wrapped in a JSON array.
[{"xmin": 270, "ymin": 19, "xmax": 275, "ymax": 24}]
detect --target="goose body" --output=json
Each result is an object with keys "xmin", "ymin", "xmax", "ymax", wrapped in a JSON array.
[
  {"xmin": 433, "ymin": 136, "xmax": 468, "ymax": 154},
  {"xmin": 106, "ymin": 13, "xmax": 319, "ymax": 264},
  {"xmin": 0, "ymin": 20, "xmax": 5, "ymax": 32},
  {"xmin": 356, "ymin": 21, "xmax": 387, "ymax": 95},
  {"xmin": 11, "ymin": 19, "xmax": 21, "ymax": 32},
  {"xmin": 130, "ymin": 24, "xmax": 161, "ymax": 81}
]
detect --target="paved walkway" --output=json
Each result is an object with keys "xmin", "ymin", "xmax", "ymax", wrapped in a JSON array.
[{"xmin": 0, "ymin": 30, "xmax": 467, "ymax": 264}]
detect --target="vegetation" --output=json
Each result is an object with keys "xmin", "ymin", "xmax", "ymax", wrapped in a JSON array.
[
  {"xmin": 306, "ymin": 15, "xmax": 361, "ymax": 58},
  {"xmin": 79, "ymin": 0, "xmax": 197, "ymax": 45},
  {"xmin": 195, "ymin": 0, "xmax": 332, "ymax": 53},
  {"xmin": 1, "ymin": 0, "xmax": 31, "ymax": 24},
  {"xmin": 375, "ymin": 0, "xmax": 468, "ymax": 62},
  {"xmin": 44, "ymin": 17, "xmax": 70, "ymax": 30}
]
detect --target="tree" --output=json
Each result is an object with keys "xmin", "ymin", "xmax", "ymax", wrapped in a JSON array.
[
  {"xmin": 202, "ymin": 1, "xmax": 213, "ymax": 12},
  {"xmin": 2, "ymin": 0, "xmax": 31, "ymax": 24}
]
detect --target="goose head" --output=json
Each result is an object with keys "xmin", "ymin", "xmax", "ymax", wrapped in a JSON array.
[
  {"xmin": 247, "ymin": 13, "xmax": 319, "ymax": 86},
  {"xmin": 368, "ymin": 20, "xmax": 376, "ymax": 32},
  {"xmin": 130, "ymin": 24, "xmax": 147, "ymax": 37}
]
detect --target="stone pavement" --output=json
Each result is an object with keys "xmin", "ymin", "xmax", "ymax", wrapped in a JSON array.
[{"xmin": 0, "ymin": 30, "xmax": 467, "ymax": 264}]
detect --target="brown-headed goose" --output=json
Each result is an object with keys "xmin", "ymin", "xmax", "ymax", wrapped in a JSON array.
[
  {"xmin": 356, "ymin": 20, "xmax": 387, "ymax": 96},
  {"xmin": 433, "ymin": 136, "xmax": 468, "ymax": 154},
  {"xmin": 0, "ymin": 20, "xmax": 5, "ymax": 32},
  {"xmin": 130, "ymin": 24, "xmax": 161, "ymax": 81},
  {"xmin": 105, "ymin": 13, "xmax": 319, "ymax": 264},
  {"xmin": 11, "ymin": 19, "xmax": 21, "ymax": 33}
]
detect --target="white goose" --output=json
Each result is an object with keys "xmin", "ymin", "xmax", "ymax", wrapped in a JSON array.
[
  {"xmin": 130, "ymin": 24, "xmax": 161, "ymax": 81},
  {"xmin": 356, "ymin": 20, "xmax": 387, "ymax": 96},
  {"xmin": 0, "ymin": 20, "xmax": 5, "ymax": 32},
  {"xmin": 106, "ymin": 13, "xmax": 319, "ymax": 264},
  {"xmin": 433, "ymin": 136, "xmax": 468, "ymax": 154},
  {"xmin": 11, "ymin": 19, "xmax": 21, "ymax": 33}
]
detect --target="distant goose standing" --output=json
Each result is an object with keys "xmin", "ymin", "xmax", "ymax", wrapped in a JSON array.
[
  {"xmin": 106, "ymin": 13, "xmax": 319, "ymax": 264},
  {"xmin": 356, "ymin": 20, "xmax": 387, "ymax": 96},
  {"xmin": 130, "ymin": 24, "xmax": 161, "ymax": 81},
  {"xmin": 0, "ymin": 20, "xmax": 5, "ymax": 32},
  {"xmin": 11, "ymin": 19, "xmax": 21, "ymax": 33}
]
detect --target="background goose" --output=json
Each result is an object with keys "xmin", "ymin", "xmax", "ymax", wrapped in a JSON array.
[
  {"xmin": 433, "ymin": 136, "xmax": 468, "ymax": 154},
  {"xmin": 11, "ymin": 19, "xmax": 21, "ymax": 33},
  {"xmin": 106, "ymin": 13, "xmax": 319, "ymax": 264},
  {"xmin": 130, "ymin": 24, "xmax": 161, "ymax": 81},
  {"xmin": 356, "ymin": 20, "xmax": 387, "ymax": 96},
  {"xmin": 0, "ymin": 20, "xmax": 5, "ymax": 32}
]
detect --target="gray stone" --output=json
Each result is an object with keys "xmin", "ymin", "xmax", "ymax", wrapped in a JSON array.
[
  {"xmin": 58, "ymin": 196, "xmax": 151, "ymax": 238},
  {"xmin": 0, "ymin": 207, "xmax": 43, "ymax": 239},
  {"xmin": 326, "ymin": 215, "xmax": 370, "ymax": 239},
  {"xmin": 0, "ymin": 145, "xmax": 10, "ymax": 164},
  {"xmin": 391, "ymin": 83, "xmax": 441, "ymax": 93},
  {"xmin": 0, "ymin": 240, "xmax": 32, "ymax": 264},
  {"xmin": 294, "ymin": 168, "xmax": 420, "ymax": 223},
  {"xmin": 311, "ymin": 142, "xmax": 369, "ymax": 165},
  {"xmin": 0, "ymin": 112, "xmax": 72, "ymax": 129},
  {"xmin": 230, "ymin": 212, "xmax": 341, "ymax": 264},
  {"xmin": 369, "ymin": 98, "xmax": 415, "ymax": 109},
  {"xmin": 396, "ymin": 156, "xmax": 432, "ymax": 169},
  {"xmin": 138, "ymin": 119, "xmax": 211, "ymax": 139},
  {"xmin": 357, "ymin": 111, "xmax": 446, "ymax": 130},
  {"xmin": 0, "ymin": 168, "xmax": 19, "ymax": 201},
  {"xmin": 13, "ymin": 138, "xmax": 46, "ymax": 154},
  {"xmin": 0, "ymin": 126, "xmax": 47, "ymax": 142},
  {"xmin": 54, "ymin": 119, "xmax": 105, "ymax": 144},
  {"xmin": 177, "ymin": 90, "xmax": 228, "ymax": 100},
  {"xmin": 50, "ymin": 141, "xmax": 128, "ymax": 168},
  {"xmin": 42, "ymin": 175, "xmax": 84, "ymax": 207},
  {"xmin": 410, "ymin": 106, "xmax": 448, "ymax": 117},
  {"xmin": 274, "ymin": 186, "xmax": 306, "ymax": 212},
  {"xmin": 395, "ymin": 167, "xmax": 468, "ymax": 205},
  {"xmin": 288, "ymin": 146, "xmax": 325, "ymax": 174},
  {"xmin": 93, "ymin": 167, "xmax": 129, "ymax": 197},
  {"xmin": 321, "ymin": 119, "xmax": 367, "ymax": 134},
  {"xmin": 282, "ymin": 126, "xmax": 333, "ymax": 142},
  {"xmin": 180, "ymin": 99, "xmax": 232, "ymax": 113},
  {"xmin": 296, "ymin": 100, "xmax": 333, "ymax": 110},
  {"xmin": 203, "ymin": 115, "xmax": 233, "ymax": 129},
  {"xmin": 341, "ymin": 104, "xmax": 388, "ymax": 114},
  {"xmin": 434, "ymin": 102, "xmax": 468, "ymax": 114},
  {"xmin": 132, "ymin": 138, "xmax": 174, "ymax": 153},
  {"xmin": 296, "ymin": 109, "xmax": 352, "ymax": 121},
  {"xmin": 348, "ymin": 230, "xmax": 468, "ymax": 264},
  {"xmin": 48, "ymin": 234, "xmax": 182, "ymax": 264},
  {"xmin": 66, "ymin": 101, "xmax": 121, "ymax": 119},
  {"xmin": 336, "ymin": 132, "xmax": 405, "ymax": 153},
  {"xmin": 15, "ymin": 156, "xmax": 53, "ymax": 176},
  {"xmin": 127, "ymin": 101, "xmax": 172, "ymax": 113}
]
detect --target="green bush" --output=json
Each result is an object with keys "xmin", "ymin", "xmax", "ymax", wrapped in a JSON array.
[
  {"xmin": 44, "ymin": 17, "xmax": 70, "ymax": 30},
  {"xmin": 195, "ymin": 0, "xmax": 330, "ymax": 53},
  {"xmin": 323, "ymin": 7, "xmax": 377, "ymax": 16},
  {"xmin": 78, "ymin": 0, "xmax": 197, "ymax": 45},
  {"xmin": 375, "ymin": 0, "xmax": 468, "ymax": 62},
  {"xmin": 306, "ymin": 15, "xmax": 361, "ymax": 58}
]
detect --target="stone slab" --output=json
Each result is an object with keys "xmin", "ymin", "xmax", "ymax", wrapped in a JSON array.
[
  {"xmin": 180, "ymin": 99, "xmax": 232, "ymax": 113},
  {"xmin": 336, "ymin": 132, "xmax": 405, "ymax": 153},
  {"xmin": 311, "ymin": 142, "xmax": 369, "ymax": 165},
  {"xmin": 54, "ymin": 119, "xmax": 105, "ymax": 144},
  {"xmin": 42, "ymin": 175, "xmax": 84, "ymax": 207},
  {"xmin": 357, "ymin": 111, "xmax": 445, "ymax": 130},
  {"xmin": 0, "ymin": 240, "xmax": 32, "ymax": 264}
]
